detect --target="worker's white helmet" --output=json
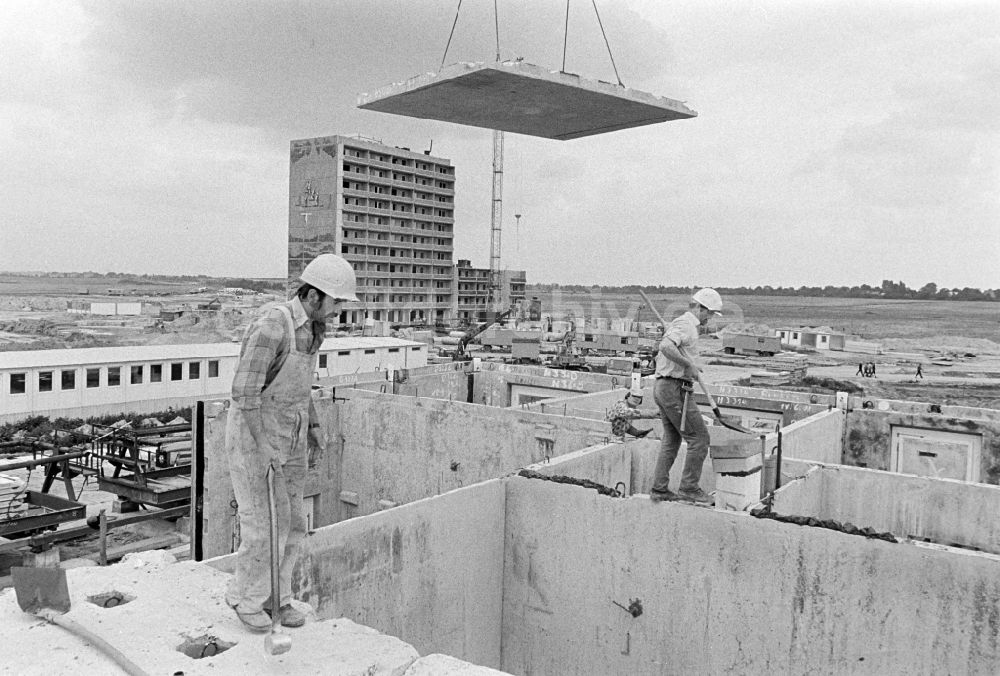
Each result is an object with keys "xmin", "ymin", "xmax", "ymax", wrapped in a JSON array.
[
  {"xmin": 691, "ymin": 287, "xmax": 723, "ymax": 315},
  {"xmin": 628, "ymin": 385, "xmax": 644, "ymax": 401},
  {"xmin": 299, "ymin": 254, "xmax": 359, "ymax": 302}
]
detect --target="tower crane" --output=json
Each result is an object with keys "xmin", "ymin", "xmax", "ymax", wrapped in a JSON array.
[{"xmin": 487, "ymin": 129, "xmax": 504, "ymax": 317}]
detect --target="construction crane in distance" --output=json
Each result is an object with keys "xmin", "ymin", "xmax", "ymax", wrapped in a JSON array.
[{"xmin": 487, "ymin": 129, "xmax": 504, "ymax": 318}]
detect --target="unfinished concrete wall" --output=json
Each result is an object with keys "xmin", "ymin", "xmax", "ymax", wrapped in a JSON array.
[
  {"xmin": 537, "ymin": 387, "xmax": 661, "ymax": 434},
  {"xmin": 210, "ymin": 480, "xmax": 506, "ymax": 669},
  {"xmin": 773, "ymin": 464, "xmax": 1000, "ymax": 555},
  {"xmin": 708, "ymin": 384, "xmax": 830, "ymax": 425},
  {"xmin": 201, "ymin": 388, "xmax": 609, "ymax": 558},
  {"xmin": 393, "ymin": 361, "xmax": 471, "ymax": 402},
  {"xmin": 200, "ymin": 391, "xmax": 345, "ymax": 560},
  {"xmin": 502, "ymin": 476, "xmax": 1000, "ymax": 675},
  {"xmin": 848, "ymin": 396, "xmax": 1000, "ymax": 422},
  {"xmin": 845, "ymin": 409, "xmax": 1000, "ymax": 484},
  {"xmin": 776, "ymin": 408, "xmax": 844, "ymax": 464},
  {"xmin": 318, "ymin": 370, "xmax": 392, "ymax": 393},
  {"xmin": 537, "ymin": 388, "xmax": 630, "ymax": 419},
  {"xmin": 472, "ymin": 362, "xmax": 617, "ymax": 407},
  {"xmin": 336, "ymin": 390, "xmax": 610, "ymax": 519},
  {"xmin": 527, "ymin": 442, "xmax": 632, "ymax": 494},
  {"xmin": 535, "ymin": 383, "xmax": 830, "ymax": 436}
]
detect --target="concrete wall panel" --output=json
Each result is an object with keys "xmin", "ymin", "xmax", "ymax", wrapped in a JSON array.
[
  {"xmin": 210, "ymin": 480, "xmax": 506, "ymax": 669},
  {"xmin": 337, "ymin": 391, "xmax": 610, "ymax": 519},
  {"xmin": 845, "ymin": 409, "xmax": 1000, "ymax": 485},
  {"xmin": 528, "ymin": 442, "xmax": 632, "ymax": 494},
  {"xmin": 472, "ymin": 363, "xmax": 616, "ymax": 408},
  {"xmin": 502, "ymin": 476, "xmax": 1000, "ymax": 675},
  {"xmin": 201, "ymin": 392, "xmax": 343, "ymax": 560},
  {"xmin": 774, "ymin": 464, "xmax": 1000, "ymax": 555},
  {"xmin": 777, "ymin": 409, "xmax": 844, "ymax": 464}
]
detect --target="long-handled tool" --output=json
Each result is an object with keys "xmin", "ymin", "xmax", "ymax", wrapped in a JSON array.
[
  {"xmin": 11, "ymin": 566, "xmax": 149, "ymax": 676},
  {"xmin": 264, "ymin": 466, "xmax": 292, "ymax": 655},
  {"xmin": 638, "ymin": 290, "xmax": 755, "ymax": 435},
  {"xmin": 679, "ymin": 381, "xmax": 692, "ymax": 432}
]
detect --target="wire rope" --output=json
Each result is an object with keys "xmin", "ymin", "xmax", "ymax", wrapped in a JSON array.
[
  {"xmin": 493, "ymin": 0, "xmax": 501, "ymax": 61},
  {"xmin": 561, "ymin": 0, "xmax": 570, "ymax": 72},
  {"xmin": 439, "ymin": 0, "xmax": 464, "ymax": 71},
  {"xmin": 591, "ymin": 0, "xmax": 623, "ymax": 86}
]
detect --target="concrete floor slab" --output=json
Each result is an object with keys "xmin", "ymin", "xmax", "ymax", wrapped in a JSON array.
[
  {"xmin": 404, "ymin": 653, "xmax": 512, "ymax": 675},
  {"xmin": 357, "ymin": 61, "xmax": 697, "ymax": 140},
  {"xmin": 0, "ymin": 550, "xmax": 420, "ymax": 675}
]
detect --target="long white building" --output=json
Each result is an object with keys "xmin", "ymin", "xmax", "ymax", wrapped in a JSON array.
[{"xmin": 0, "ymin": 338, "xmax": 427, "ymax": 423}]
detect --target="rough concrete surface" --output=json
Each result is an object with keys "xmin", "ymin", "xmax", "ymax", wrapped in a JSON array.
[
  {"xmin": 0, "ymin": 551, "xmax": 421, "ymax": 675},
  {"xmin": 209, "ymin": 479, "xmax": 506, "ymax": 670},
  {"xmin": 774, "ymin": 463, "xmax": 1000, "ymax": 554},
  {"xmin": 845, "ymin": 407, "xmax": 1000, "ymax": 484},
  {"xmin": 776, "ymin": 408, "xmax": 845, "ymax": 464},
  {"xmin": 404, "ymin": 653, "xmax": 511, "ymax": 675},
  {"xmin": 502, "ymin": 476, "xmax": 1000, "ymax": 675}
]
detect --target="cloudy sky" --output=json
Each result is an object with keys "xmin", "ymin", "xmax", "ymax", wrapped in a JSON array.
[{"xmin": 2, "ymin": 0, "xmax": 997, "ymax": 289}]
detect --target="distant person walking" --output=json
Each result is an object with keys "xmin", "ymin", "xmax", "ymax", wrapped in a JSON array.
[
  {"xmin": 916, "ymin": 364, "xmax": 923, "ymax": 379},
  {"xmin": 649, "ymin": 288, "xmax": 723, "ymax": 505},
  {"xmin": 870, "ymin": 362, "xmax": 877, "ymax": 378},
  {"xmin": 856, "ymin": 363, "xmax": 864, "ymax": 377}
]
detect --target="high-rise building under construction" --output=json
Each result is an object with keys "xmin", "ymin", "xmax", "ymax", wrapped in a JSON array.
[{"xmin": 288, "ymin": 135, "xmax": 457, "ymax": 325}]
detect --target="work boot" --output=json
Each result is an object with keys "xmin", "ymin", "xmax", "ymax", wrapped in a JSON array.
[
  {"xmin": 268, "ymin": 604, "xmax": 306, "ymax": 628},
  {"xmin": 649, "ymin": 489, "xmax": 679, "ymax": 503},
  {"xmin": 229, "ymin": 604, "xmax": 271, "ymax": 633},
  {"xmin": 677, "ymin": 487, "xmax": 714, "ymax": 505}
]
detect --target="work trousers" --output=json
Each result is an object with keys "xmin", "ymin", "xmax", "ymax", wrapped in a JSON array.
[
  {"xmin": 651, "ymin": 377, "xmax": 710, "ymax": 494},
  {"xmin": 226, "ymin": 434, "xmax": 307, "ymax": 614}
]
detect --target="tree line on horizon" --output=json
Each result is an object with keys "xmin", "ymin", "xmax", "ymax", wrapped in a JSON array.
[
  {"xmin": 527, "ymin": 280, "xmax": 998, "ymax": 302},
  {"xmin": 6, "ymin": 271, "xmax": 995, "ymax": 302}
]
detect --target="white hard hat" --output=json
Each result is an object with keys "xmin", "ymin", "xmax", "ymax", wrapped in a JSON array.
[
  {"xmin": 299, "ymin": 254, "xmax": 359, "ymax": 301},
  {"xmin": 627, "ymin": 386, "xmax": 644, "ymax": 400},
  {"xmin": 691, "ymin": 287, "xmax": 723, "ymax": 314}
]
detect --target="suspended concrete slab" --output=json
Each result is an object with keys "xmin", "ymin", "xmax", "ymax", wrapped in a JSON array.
[{"xmin": 357, "ymin": 61, "xmax": 697, "ymax": 141}]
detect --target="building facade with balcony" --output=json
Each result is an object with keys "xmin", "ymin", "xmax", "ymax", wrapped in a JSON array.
[
  {"xmin": 455, "ymin": 260, "xmax": 527, "ymax": 324},
  {"xmin": 288, "ymin": 135, "xmax": 457, "ymax": 326}
]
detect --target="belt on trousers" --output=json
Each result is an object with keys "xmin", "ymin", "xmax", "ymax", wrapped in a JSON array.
[{"xmin": 656, "ymin": 376, "xmax": 693, "ymax": 385}]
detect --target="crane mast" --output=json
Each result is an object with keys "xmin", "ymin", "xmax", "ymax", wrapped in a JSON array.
[{"xmin": 487, "ymin": 129, "xmax": 504, "ymax": 316}]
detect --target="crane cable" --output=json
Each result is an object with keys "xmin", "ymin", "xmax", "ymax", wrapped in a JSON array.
[
  {"xmin": 562, "ymin": 0, "xmax": 624, "ymax": 87},
  {"xmin": 493, "ymin": 0, "xmax": 501, "ymax": 62},
  {"xmin": 592, "ymin": 0, "xmax": 624, "ymax": 86},
  {"xmin": 439, "ymin": 0, "xmax": 463, "ymax": 71},
  {"xmin": 442, "ymin": 1, "xmax": 620, "ymax": 86},
  {"xmin": 440, "ymin": 0, "xmax": 503, "ymax": 69}
]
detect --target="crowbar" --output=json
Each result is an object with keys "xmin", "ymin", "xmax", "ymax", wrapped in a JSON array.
[{"xmin": 638, "ymin": 290, "xmax": 755, "ymax": 435}]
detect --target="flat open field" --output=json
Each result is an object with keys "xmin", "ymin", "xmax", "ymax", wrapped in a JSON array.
[
  {"xmin": 528, "ymin": 290, "xmax": 1000, "ymax": 348},
  {"xmin": 0, "ymin": 274, "xmax": 201, "ymax": 297}
]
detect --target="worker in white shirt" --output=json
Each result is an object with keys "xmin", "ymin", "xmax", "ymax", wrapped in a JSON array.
[{"xmin": 648, "ymin": 288, "xmax": 723, "ymax": 504}]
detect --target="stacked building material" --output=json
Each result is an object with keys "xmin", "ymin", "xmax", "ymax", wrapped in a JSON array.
[
  {"xmin": 0, "ymin": 473, "xmax": 27, "ymax": 521},
  {"xmin": 759, "ymin": 353, "xmax": 808, "ymax": 377}
]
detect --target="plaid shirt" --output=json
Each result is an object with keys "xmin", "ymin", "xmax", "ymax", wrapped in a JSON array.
[
  {"xmin": 606, "ymin": 400, "xmax": 642, "ymax": 437},
  {"xmin": 231, "ymin": 297, "xmax": 325, "ymax": 411}
]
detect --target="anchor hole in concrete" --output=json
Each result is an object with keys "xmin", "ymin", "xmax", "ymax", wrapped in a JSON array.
[
  {"xmin": 176, "ymin": 635, "xmax": 235, "ymax": 659},
  {"xmin": 87, "ymin": 591, "xmax": 135, "ymax": 608}
]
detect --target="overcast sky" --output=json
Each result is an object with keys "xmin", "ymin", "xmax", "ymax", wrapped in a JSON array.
[{"xmin": 1, "ymin": 0, "xmax": 997, "ymax": 289}]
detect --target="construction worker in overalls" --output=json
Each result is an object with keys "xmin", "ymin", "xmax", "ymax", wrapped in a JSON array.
[{"xmin": 224, "ymin": 254, "xmax": 358, "ymax": 632}]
